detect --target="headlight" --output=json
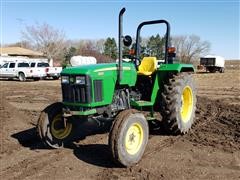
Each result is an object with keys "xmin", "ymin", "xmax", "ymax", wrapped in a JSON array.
[
  {"xmin": 61, "ymin": 76, "xmax": 69, "ymax": 84},
  {"xmin": 76, "ymin": 76, "xmax": 85, "ymax": 85}
]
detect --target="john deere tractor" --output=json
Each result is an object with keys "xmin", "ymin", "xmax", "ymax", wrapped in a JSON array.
[{"xmin": 37, "ymin": 8, "xmax": 196, "ymax": 167}]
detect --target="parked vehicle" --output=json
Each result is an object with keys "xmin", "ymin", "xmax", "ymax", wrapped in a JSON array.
[
  {"xmin": 30, "ymin": 62, "xmax": 62, "ymax": 80},
  {"xmin": 0, "ymin": 56, "xmax": 30, "ymax": 66},
  {"xmin": 0, "ymin": 61, "xmax": 43, "ymax": 81},
  {"xmin": 200, "ymin": 55, "xmax": 225, "ymax": 73},
  {"xmin": 30, "ymin": 62, "xmax": 48, "ymax": 78},
  {"xmin": 45, "ymin": 66, "xmax": 62, "ymax": 80}
]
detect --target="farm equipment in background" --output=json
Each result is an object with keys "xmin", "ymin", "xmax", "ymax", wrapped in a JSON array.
[
  {"xmin": 199, "ymin": 55, "xmax": 225, "ymax": 73},
  {"xmin": 70, "ymin": 56, "xmax": 97, "ymax": 67},
  {"xmin": 37, "ymin": 8, "xmax": 197, "ymax": 167}
]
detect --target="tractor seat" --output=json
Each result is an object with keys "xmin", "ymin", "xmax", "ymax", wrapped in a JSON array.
[{"xmin": 137, "ymin": 57, "xmax": 157, "ymax": 76}]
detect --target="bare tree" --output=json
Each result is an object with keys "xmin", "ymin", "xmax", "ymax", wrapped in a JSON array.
[
  {"xmin": 171, "ymin": 35, "xmax": 210, "ymax": 63},
  {"xmin": 95, "ymin": 39, "xmax": 105, "ymax": 54},
  {"xmin": 22, "ymin": 22, "xmax": 66, "ymax": 59},
  {"xmin": 76, "ymin": 40, "xmax": 112, "ymax": 63},
  {"xmin": 5, "ymin": 40, "xmax": 32, "ymax": 49}
]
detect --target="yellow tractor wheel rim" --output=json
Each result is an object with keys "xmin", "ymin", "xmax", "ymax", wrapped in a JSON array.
[
  {"xmin": 125, "ymin": 122, "xmax": 144, "ymax": 155},
  {"xmin": 51, "ymin": 114, "xmax": 72, "ymax": 139},
  {"xmin": 181, "ymin": 86, "xmax": 193, "ymax": 123}
]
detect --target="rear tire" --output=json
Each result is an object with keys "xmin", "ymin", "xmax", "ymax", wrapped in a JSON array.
[
  {"xmin": 19, "ymin": 72, "xmax": 26, "ymax": 82},
  {"xmin": 109, "ymin": 109, "xmax": 149, "ymax": 167},
  {"xmin": 209, "ymin": 68, "xmax": 216, "ymax": 73},
  {"xmin": 161, "ymin": 73, "xmax": 196, "ymax": 134},
  {"xmin": 37, "ymin": 102, "xmax": 75, "ymax": 148},
  {"xmin": 220, "ymin": 67, "xmax": 225, "ymax": 73}
]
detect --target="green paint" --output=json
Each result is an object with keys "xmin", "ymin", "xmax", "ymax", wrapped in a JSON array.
[
  {"xmin": 70, "ymin": 109, "xmax": 97, "ymax": 116},
  {"xmin": 146, "ymin": 116, "xmax": 156, "ymax": 121},
  {"xmin": 130, "ymin": 63, "xmax": 194, "ymax": 111},
  {"xmin": 61, "ymin": 61, "xmax": 194, "ymax": 112},
  {"xmin": 158, "ymin": 63, "xmax": 195, "ymax": 72},
  {"xmin": 61, "ymin": 62, "xmax": 137, "ymax": 107},
  {"xmin": 150, "ymin": 74, "xmax": 160, "ymax": 104},
  {"xmin": 130, "ymin": 100, "xmax": 153, "ymax": 107},
  {"xmin": 61, "ymin": 62, "xmax": 137, "ymax": 86},
  {"xmin": 63, "ymin": 102, "xmax": 92, "ymax": 107}
]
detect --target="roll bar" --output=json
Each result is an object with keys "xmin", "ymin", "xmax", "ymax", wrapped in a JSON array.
[
  {"xmin": 135, "ymin": 20, "xmax": 171, "ymax": 64},
  {"xmin": 118, "ymin": 8, "xmax": 172, "ymax": 83}
]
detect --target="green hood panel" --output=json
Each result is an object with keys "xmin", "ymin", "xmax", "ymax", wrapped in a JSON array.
[
  {"xmin": 61, "ymin": 63, "xmax": 117, "ymax": 75},
  {"xmin": 61, "ymin": 62, "xmax": 137, "ymax": 86},
  {"xmin": 61, "ymin": 62, "xmax": 137, "ymax": 107}
]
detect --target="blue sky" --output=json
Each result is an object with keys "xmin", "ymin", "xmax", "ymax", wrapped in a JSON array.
[{"xmin": 1, "ymin": 0, "xmax": 239, "ymax": 59}]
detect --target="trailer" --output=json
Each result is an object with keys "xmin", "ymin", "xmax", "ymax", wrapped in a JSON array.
[{"xmin": 200, "ymin": 55, "xmax": 225, "ymax": 73}]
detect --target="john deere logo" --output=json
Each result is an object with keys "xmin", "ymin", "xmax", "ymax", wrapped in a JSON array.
[{"xmin": 70, "ymin": 77, "xmax": 74, "ymax": 83}]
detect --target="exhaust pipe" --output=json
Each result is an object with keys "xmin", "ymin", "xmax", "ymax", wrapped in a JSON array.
[{"xmin": 118, "ymin": 7, "xmax": 126, "ymax": 84}]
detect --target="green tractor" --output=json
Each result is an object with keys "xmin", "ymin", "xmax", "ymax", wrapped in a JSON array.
[{"xmin": 37, "ymin": 8, "xmax": 196, "ymax": 167}]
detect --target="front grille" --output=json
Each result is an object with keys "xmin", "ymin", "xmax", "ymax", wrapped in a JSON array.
[
  {"xmin": 94, "ymin": 80, "xmax": 103, "ymax": 102},
  {"xmin": 61, "ymin": 75, "xmax": 92, "ymax": 103}
]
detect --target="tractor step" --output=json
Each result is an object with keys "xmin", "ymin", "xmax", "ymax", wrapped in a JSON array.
[{"xmin": 130, "ymin": 100, "xmax": 153, "ymax": 107}]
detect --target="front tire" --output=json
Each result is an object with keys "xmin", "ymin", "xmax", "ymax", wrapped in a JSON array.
[
  {"xmin": 220, "ymin": 67, "xmax": 225, "ymax": 73},
  {"xmin": 19, "ymin": 72, "xmax": 26, "ymax": 82},
  {"xmin": 161, "ymin": 73, "xmax": 196, "ymax": 134},
  {"xmin": 109, "ymin": 110, "xmax": 149, "ymax": 167},
  {"xmin": 37, "ymin": 102, "xmax": 75, "ymax": 148}
]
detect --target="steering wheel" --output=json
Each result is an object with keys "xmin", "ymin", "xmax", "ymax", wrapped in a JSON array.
[{"xmin": 123, "ymin": 54, "xmax": 140, "ymax": 67}]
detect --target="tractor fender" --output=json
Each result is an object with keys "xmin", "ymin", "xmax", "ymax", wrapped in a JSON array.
[
  {"xmin": 158, "ymin": 64, "xmax": 195, "ymax": 73},
  {"xmin": 180, "ymin": 67, "xmax": 195, "ymax": 72}
]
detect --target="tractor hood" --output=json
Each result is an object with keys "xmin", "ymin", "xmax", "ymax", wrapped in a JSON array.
[
  {"xmin": 61, "ymin": 62, "xmax": 137, "ymax": 86},
  {"xmin": 62, "ymin": 63, "xmax": 119, "ymax": 75}
]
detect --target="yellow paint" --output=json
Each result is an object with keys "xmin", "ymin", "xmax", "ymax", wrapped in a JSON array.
[
  {"xmin": 181, "ymin": 86, "xmax": 193, "ymax": 123},
  {"xmin": 137, "ymin": 57, "xmax": 157, "ymax": 76},
  {"xmin": 125, "ymin": 122, "xmax": 144, "ymax": 155},
  {"xmin": 51, "ymin": 114, "xmax": 72, "ymax": 139}
]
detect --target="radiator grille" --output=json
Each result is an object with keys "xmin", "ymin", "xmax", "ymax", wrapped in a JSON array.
[
  {"xmin": 61, "ymin": 76, "xmax": 91, "ymax": 103},
  {"xmin": 93, "ymin": 80, "xmax": 103, "ymax": 102}
]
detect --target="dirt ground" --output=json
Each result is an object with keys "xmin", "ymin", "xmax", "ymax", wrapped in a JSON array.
[{"xmin": 0, "ymin": 62, "xmax": 240, "ymax": 180}]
